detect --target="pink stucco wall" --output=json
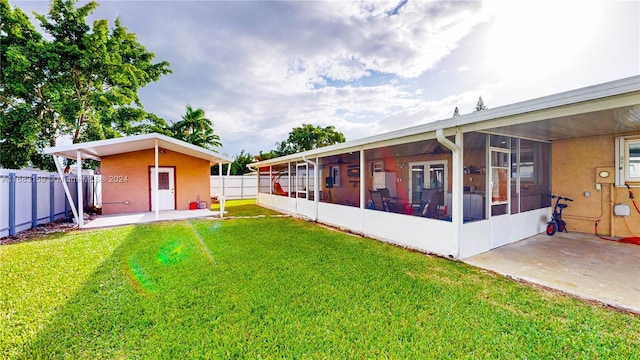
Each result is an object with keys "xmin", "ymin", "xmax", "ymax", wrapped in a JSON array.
[{"xmin": 100, "ymin": 149, "xmax": 210, "ymax": 215}]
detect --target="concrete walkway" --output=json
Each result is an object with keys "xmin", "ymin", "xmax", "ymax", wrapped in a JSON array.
[
  {"xmin": 83, "ymin": 209, "xmax": 218, "ymax": 229},
  {"xmin": 464, "ymin": 232, "xmax": 640, "ymax": 313}
]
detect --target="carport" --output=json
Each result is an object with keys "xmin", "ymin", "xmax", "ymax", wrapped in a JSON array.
[
  {"xmin": 45, "ymin": 133, "xmax": 234, "ymax": 228},
  {"xmin": 464, "ymin": 232, "xmax": 640, "ymax": 313}
]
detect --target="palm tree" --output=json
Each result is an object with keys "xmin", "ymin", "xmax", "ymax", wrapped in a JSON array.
[{"xmin": 171, "ymin": 104, "xmax": 222, "ymax": 150}]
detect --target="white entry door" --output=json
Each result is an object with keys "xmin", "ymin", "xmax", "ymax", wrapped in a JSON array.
[{"xmin": 150, "ymin": 167, "xmax": 175, "ymax": 211}]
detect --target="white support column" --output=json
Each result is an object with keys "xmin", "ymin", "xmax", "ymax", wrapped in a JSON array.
[
  {"xmin": 54, "ymin": 156, "xmax": 80, "ymax": 226},
  {"xmin": 269, "ymin": 166, "xmax": 272, "ymax": 195},
  {"xmin": 359, "ymin": 146, "xmax": 365, "ymax": 233},
  {"xmin": 76, "ymin": 151, "xmax": 84, "ymax": 228},
  {"xmin": 218, "ymin": 162, "xmax": 223, "ymax": 217},
  {"xmin": 454, "ymin": 130, "xmax": 464, "ymax": 258},
  {"xmin": 154, "ymin": 139, "xmax": 159, "ymax": 220},
  {"xmin": 314, "ymin": 157, "xmax": 319, "ymax": 209},
  {"xmin": 220, "ymin": 161, "xmax": 231, "ymax": 216},
  {"xmin": 287, "ymin": 162, "xmax": 291, "ymax": 197}
]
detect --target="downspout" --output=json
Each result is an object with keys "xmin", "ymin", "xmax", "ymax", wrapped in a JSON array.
[
  {"xmin": 436, "ymin": 128, "xmax": 462, "ymax": 259},
  {"xmin": 302, "ymin": 155, "xmax": 318, "ymax": 221}
]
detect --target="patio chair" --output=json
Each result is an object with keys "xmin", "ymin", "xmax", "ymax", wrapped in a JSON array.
[
  {"xmin": 369, "ymin": 190, "xmax": 399, "ymax": 212},
  {"xmin": 377, "ymin": 188, "xmax": 396, "ymax": 203},
  {"xmin": 417, "ymin": 189, "xmax": 444, "ymax": 218}
]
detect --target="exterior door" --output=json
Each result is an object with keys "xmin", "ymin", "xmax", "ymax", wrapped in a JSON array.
[
  {"xmin": 409, "ymin": 161, "xmax": 447, "ymax": 204},
  {"xmin": 296, "ymin": 163, "xmax": 307, "ymax": 199},
  {"xmin": 489, "ymin": 149, "xmax": 509, "ymax": 216},
  {"xmin": 150, "ymin": 167, "xmax": 175, "ymax": 211}
]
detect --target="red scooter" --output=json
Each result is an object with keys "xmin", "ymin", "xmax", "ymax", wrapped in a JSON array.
[{"xmin": 546, "ymin": 194, "xmax": 573, "ymax": 236}]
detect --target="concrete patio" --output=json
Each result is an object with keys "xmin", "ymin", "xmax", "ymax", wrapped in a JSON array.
[
  {"xmin": 83, "ymin": 209, "xmax": 218, "ymax": 229},
  {"xmin": 464, "ymin": 231, "xmax": 640, "ymax": 313}
]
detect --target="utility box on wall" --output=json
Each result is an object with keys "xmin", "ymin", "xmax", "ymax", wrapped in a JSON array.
[{"xmin": 614, "ymin": 203, "xmax": 631, "ymax": 217}]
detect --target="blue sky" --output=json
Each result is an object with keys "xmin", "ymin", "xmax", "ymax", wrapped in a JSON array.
[{"xmin": 9, "ymin": 0, "xmax": 640, "ymax": 157}]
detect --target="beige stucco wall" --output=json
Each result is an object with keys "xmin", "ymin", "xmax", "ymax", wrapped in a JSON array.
[
  {"xmin": 552, "ymin": 132, "xmax": 640, "ymax": 237},
  {"xmin": 100, "ymin": 149, "xmax": 211, "ymax": 215}
]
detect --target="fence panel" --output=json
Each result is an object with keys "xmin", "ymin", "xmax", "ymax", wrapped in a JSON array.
[
  {"xmin": 0, "ymin": 169, "xmax": 99, "ymax": 238},
  {"xmin": 210, "ymin": 175, "xmax": 257, "ymax": 200}
]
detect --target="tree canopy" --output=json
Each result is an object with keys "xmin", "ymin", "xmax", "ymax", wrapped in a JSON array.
[
  {"xmin": 171, "ymin": 105, "xmax": 222, "ymax": 151},
  {"xmin": 275, "ymin": 124, "xmax": 346, "ymax": 156},
  {"xmin": 212, "ymin": 149, "xmax": 254, "ymax": 176},
  {"xmin": 474, "ymin": 96, "xmax": 488, "ymax": 112},
  {"xmin": 0, "ymin": 0, "xmax": 171, "ymax": 170}
]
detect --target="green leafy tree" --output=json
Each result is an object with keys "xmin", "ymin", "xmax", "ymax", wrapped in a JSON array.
[
  {"xmin": 230, "ymin": 150, "xmax": 255, "ymax": 175},
  {"xmin": 212, "ymin": 149, "xmax": 254, "ymax": 175},
  {"xmin": 279, "ymin": 124, "xmax": 346, "ymax": 155},
  {"xmin": 474, "ymin": 97, "xmax": 487, "ymax": 112},
  {"xmin": 171, "ymin": 104, "xmax": 222, "ymax": 151},
  {"xmin": 0, "ymin": 0, "xmax": 171, "ymax": 170}
]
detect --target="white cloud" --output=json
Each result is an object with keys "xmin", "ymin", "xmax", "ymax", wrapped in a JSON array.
[{"xmin": 8, "ymin": 0, "xmax": 639, "ymax": 157}]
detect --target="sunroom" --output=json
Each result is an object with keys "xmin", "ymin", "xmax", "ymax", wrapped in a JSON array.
[{"xmin": 252, "ymin": 76, "xmax": 640, "ymax": 259}]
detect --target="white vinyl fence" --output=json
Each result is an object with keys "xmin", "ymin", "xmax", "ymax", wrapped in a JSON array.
[
  {"xmin": 0, "ymin": 169, "xmax": 100, "ymax": 238},
  {"xmin": 210, "ymin": 175, "xmax": 257, "ymax": 200}
]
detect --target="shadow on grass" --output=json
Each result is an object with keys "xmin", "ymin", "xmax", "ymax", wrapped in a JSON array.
[
  {"xmin": 16, "ymin": 217, "xmax": 640, "ymax": 358},
  {"xmin": 18, "ymin": 221, "xmax": 225, "ymax": 358}
]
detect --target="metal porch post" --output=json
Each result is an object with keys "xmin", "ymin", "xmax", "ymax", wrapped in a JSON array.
[
  {"xmin": 76, "ymin": 151, "xmax": 84, "ymax": 228},
  {"xmin": 155, "ymin": 139, "xmax": 159, "ymax": 220},
  {"xmin": 54, "ymin": 156, "xmax": 80, "ymax": 226}
]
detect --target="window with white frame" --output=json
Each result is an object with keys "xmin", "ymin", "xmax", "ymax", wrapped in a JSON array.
[
  {"xmin": 616, "ymin": 136, "xmax": 640, "ymax": 185},
  {"xmin": 329, "ymin": 165, "xmax": 340, "ymax": 187}
]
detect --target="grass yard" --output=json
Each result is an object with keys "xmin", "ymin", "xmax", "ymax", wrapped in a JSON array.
[
  {"xmin": 1, "ymin": 201, "xmax": 639, "ymax": 358},
  {"xmin": 211, "ymin": 198, "xmax": 282, "ymax": 217}
]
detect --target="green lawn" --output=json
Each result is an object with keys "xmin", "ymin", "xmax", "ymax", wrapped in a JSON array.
[
  {"xmin": 211, "ymin": 198, "xmax": 282, "ymax": 217},
  {"xmin": 1, "ymin": 203, "xmax": 639, "ymax": 358}
]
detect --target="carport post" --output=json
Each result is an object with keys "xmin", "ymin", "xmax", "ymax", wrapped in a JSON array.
[
  {"xmin": 218, "ymin": 162, "xmax": 223, "ymax": 217},
  {"xmin": 54, "ymin": 156, "xmax": 80, "ymax": 226},
  {"xmin": 76, "ymin": 151, "xmax": 84, "ymax": 228},
  {"xmin": 221, "ymin": 161, "xmax": 231, "ymax": 216},
  {"xmin": 154, "ymin": 139, "xmax": 159, "ymax": 220}
]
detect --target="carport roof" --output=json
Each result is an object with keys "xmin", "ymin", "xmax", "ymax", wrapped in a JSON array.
[{"xmin": 44, "ymin": 133, "xmax": 233, "ymax": 165}]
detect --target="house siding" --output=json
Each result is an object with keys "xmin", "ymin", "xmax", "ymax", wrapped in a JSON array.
[
  {"xmin": 101, "ymin": 149, "xmax": 210, "ymax": 215},
  {"xmin": 552, "ymin": 132, "xmax": 640, "ymax": 237}
]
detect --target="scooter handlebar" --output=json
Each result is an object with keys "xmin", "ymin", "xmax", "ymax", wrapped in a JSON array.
[{"xmin": 547, "ymin": 194, "xmax": 573, "ymax": 201}]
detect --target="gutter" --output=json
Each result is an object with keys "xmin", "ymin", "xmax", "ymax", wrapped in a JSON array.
[
  {"xmin": 302, "ymin": 155, "xmax": 319, "ymax": 221},
  {"xmin": 436, "ymin": 128, "xmax": 462, "ymax": 259}
]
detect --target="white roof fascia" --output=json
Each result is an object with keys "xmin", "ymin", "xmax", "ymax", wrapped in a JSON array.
[
  {"xmin": 44, "ymin": 133, "xmax": 233, "ymax": 164},
  {"xmin": 252, "ymin": 75, "xmax": 640, "ymax": 168}
]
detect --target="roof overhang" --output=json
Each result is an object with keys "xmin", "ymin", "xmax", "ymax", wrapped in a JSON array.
[
  {"xmin": 45, "ymin": 133, "xmax": 234, "ymax": 166},
  {"xmin": 252, "ymin": 75, "xmax": 640, "ymax": 168}
]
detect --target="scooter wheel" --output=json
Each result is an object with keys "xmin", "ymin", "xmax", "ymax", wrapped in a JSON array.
[
  {"xmin": 546, "ymin": 222, "xmax": 557, "ymax": 236},
  {"xmin": 558, "ymin": 220, "xmax": 566, "ymax": 233}
]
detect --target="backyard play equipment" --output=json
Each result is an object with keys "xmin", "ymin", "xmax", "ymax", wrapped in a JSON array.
[{"xmin": 272, "ymin": 172, "xmax": 287, "ymax": 195}]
